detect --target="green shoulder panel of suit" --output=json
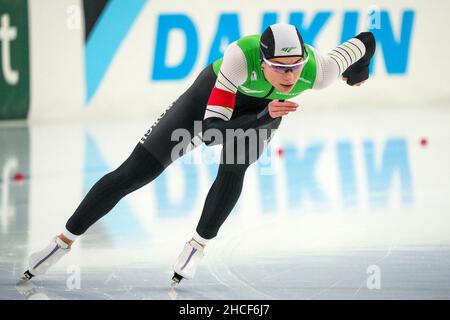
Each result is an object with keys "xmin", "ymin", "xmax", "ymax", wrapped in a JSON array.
[{"xmin": 212, "ymin": 35, "xmax": 317, "ymax": 100}]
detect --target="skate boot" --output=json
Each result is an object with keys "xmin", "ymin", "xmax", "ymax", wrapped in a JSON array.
[
  {"xmin": 172, "ymin": 240, "xmax": 205, "ymax": 285},
  {"xmin": 19, "ymin": 236, "xmax": 71, "ymax": 282}
]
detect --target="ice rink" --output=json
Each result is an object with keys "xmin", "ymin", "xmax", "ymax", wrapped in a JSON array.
[{"xmin": 1, "ymin": 107, "xmax": 450, "ymax": 300}]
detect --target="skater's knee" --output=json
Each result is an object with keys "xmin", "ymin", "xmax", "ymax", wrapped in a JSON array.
[
  {"xmin": 104, "ymin": 144, "xmax": 165, "ymax": 193},
  {"xmin": 103, "ymin": 169, "xmax": 136, "ymax": 194}
]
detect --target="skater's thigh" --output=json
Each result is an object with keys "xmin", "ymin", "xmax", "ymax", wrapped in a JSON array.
[
  {"xmin": 140, "ymin": 66, "xmax": 216, "ymax": 167},
  {"xmin": 221, "ymin": 116, "xmax": 282, "ymax": 167}
]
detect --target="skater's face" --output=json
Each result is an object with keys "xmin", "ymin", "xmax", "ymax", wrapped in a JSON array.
[{"xmin": 261, "ymin": 56, "xmax": 306, "ymax": 93}]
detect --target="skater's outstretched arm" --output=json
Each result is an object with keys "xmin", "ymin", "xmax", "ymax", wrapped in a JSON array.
[{"xmin": 312, "ymin": 31, "xmax": 376, "ymax": 89}]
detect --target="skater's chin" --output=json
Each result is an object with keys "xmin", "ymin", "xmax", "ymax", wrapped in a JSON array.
[{"xmin": 276, "ymin": 83, "xmax": 295, "ymax": 92}]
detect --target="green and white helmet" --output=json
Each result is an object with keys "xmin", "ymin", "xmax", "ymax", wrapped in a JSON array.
[{"xmin": 260, "ymin": 23, "xmax": 307, "ymax": 59}]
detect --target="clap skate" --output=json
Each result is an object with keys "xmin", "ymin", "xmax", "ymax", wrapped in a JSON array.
[
  {"xmin": 171, "ymin": 240, "xmax": 205, "ymax": 285},
  {"xmin": 19, "ymin": 236, "xmax": 71, "ymax": 282}
]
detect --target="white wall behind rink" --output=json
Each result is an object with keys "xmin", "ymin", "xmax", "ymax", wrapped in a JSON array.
[{"xmin": 27, "ymin": 0, "xmax": 450, "ymax": 122}]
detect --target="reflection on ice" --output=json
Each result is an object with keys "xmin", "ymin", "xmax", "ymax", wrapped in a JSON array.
[{"xmin": 1, "ymin": 108, "xmax": 450, "ymax": 299}]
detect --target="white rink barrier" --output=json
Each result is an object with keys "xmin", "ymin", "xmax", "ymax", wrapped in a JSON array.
[{"xmin": 19, "ymin": 0, "xmax": 450, "ymax": 121}]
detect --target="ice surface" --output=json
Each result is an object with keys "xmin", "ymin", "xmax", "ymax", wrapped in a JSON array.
[{"xmin": 1, "ymin": 108, "xmax": 450, "ymax": 299}]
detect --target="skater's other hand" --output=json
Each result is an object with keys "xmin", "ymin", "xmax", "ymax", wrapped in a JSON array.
[
  {"xmin": 342, "ymin": 77, "xmax": 366, "ymax": 86},
  {"xmin": 268, "ymin": 100, "xmax": 298, "ymax": 118}
]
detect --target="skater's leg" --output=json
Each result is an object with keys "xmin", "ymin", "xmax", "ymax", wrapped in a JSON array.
[
  {"xmin": 195, "ymin": 116, "xmax": 282, "ymax": 240},
  {"xmin": 65, "ymin": 143, "xmax": 165, "ymax": 237},
  {"xmin": 195, "ymin": 162, "xmax": 249, "ymax": 239},
  {"xmin": 172, "ymin": 117, "xmax": 282, "ymax": 282},
  {"xmin": 64, "ymin": 65, "xmax": 218, "ymax": 241},
  {"xmin": 23, "ymin": 66, "xmax": 217, "ymax": 281},
  {"xmin": 21, "ymin": 144, "xmax": 165, "ymax": 280}
]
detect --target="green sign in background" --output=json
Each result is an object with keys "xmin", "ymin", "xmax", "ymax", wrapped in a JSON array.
[{"xmin": 0, "ymin": 0, "xmax": 29, "ymax": 120}]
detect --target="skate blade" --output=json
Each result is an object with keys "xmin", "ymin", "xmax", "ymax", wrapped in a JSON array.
[
  {"xmin": 171, "ymin": 272, "xmax": 183, "ymax": 285},
  {"xmin": 17, "ymin": 270, "xmax": 34, "ymax": 284}
]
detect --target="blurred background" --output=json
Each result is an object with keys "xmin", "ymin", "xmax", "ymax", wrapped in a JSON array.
[{"xmin": 1, "ymin": 0, "xmax": 449, "ymax": 299}]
